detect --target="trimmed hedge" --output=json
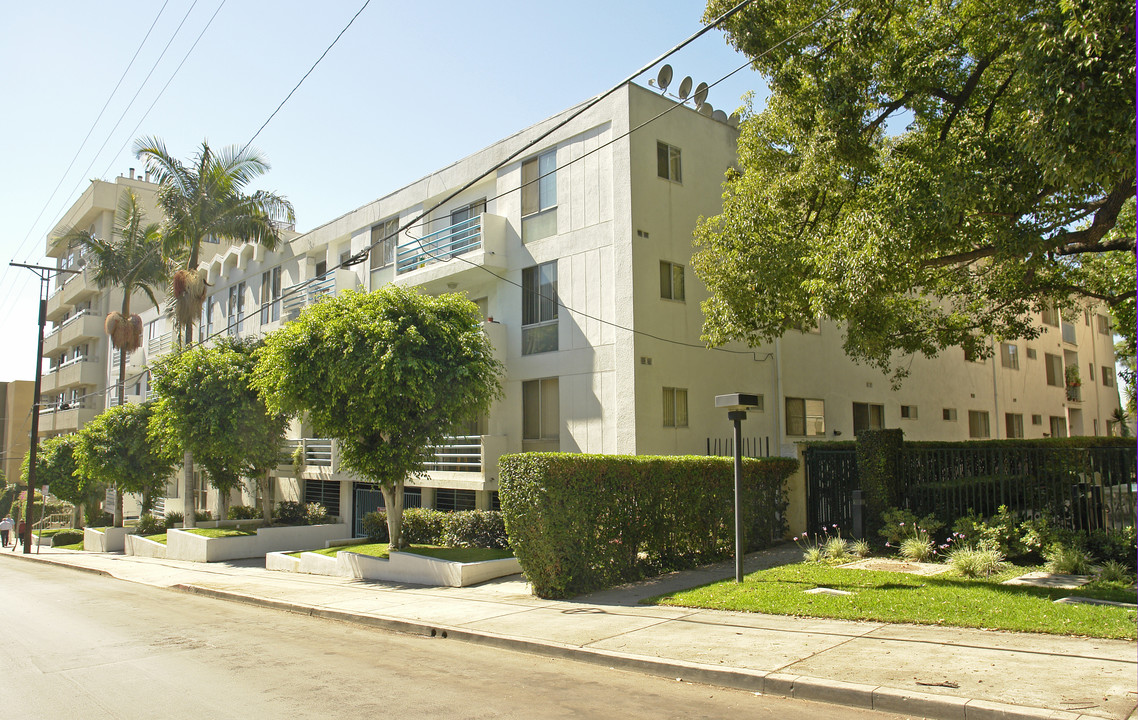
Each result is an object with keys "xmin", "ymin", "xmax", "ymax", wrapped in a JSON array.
[
  {"xmin": 361, "ymin": 508, "xmax": 508, "ymax": 549},
  {"xmin": 499, "ymin": 453, "xmax": 795, "ymax": 599},
  {"xmin": 48, "ymin": 529, "xmax": 84, "ymax": 546}
]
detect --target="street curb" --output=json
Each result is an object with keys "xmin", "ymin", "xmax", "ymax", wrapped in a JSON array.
[
  {"xmin": 171, "ymin": 582, "xmax": 1104, "ymax": 720},
  {"xmin": 0, "ymin": 547, "xmax": 114, "ymax": 579}
]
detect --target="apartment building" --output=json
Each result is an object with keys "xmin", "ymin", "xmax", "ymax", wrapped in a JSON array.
[
  {"xmin": 0, "ymin": 380, "xmax": 35, "ymax": 483},
  {"xmin": 44, "ymin": 83, "xmax": 1125, "ymax": 533}
]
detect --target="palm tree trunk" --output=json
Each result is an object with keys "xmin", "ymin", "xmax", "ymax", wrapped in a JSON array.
[
  {"xmin": 181, "ymin": 319, "xmax": 197, "ymax": 528},
  {"xmin": 118, "ymin": 294, "xmax": 130, "ymax": 406}
]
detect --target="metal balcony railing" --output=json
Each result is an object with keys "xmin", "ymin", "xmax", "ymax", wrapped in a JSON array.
[
  {"xmin": 396, "ymin": 215, "xmax": 482, "ymax": 275},
  {"xmin": 282, "ymin": 273, "xmax": 337, "ymax": 318},
  {"xmin": 280, "ymin": 438, "xmax": 334, "ymax": 469},
  {"xmin": 422, "ymin": 435, "xmax": 482, "ymax": 472},
  {"xmin": 148, "ymin": 332, "xmax": 174, "ymax": 356}
]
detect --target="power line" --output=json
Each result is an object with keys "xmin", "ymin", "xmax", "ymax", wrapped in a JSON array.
[{"xmin": 240, "ymin": 0, "xmax": 373, "ymax": 156}]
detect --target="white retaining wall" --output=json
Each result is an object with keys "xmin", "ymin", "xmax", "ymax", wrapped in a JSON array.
[
  {"xmin": 124, "ymin": 535, "xmax": 167, "ymax": 558},
  {"xmin": 276, "ymin": 548, "xmax": 522, "ymax": 587},
  {"xmin": 165, "ymin": 523, "xmax": 348, "ymax": 562},
  {"xmin": 83, "ymin": 527, "xmax": 128, "ymax": 552}
]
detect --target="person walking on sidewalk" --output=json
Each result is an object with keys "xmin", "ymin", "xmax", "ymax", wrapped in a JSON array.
[
  {"xmin": 0, "ymin": 515, "xmax": 12, "ymax": 547},
  {"xmin": 13, "ymin": 519, "xmax": 26, "ymax": 550}
]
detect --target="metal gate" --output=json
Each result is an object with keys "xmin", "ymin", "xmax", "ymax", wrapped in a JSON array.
[
  {"xmin": 804, "ymin": 446, "xmax": 860, "ymax": 534},
  {"xmin": 353, "ymin": 483, "xmax": 384, "ymax": 538}
]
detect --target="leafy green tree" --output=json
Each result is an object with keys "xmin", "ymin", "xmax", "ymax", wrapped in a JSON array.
[
  {"xmin": 74, "ymin": 403, "xmax": 176, "ymax": 527},
  {"xmin": 254, "ymin": 287, "xmax": 503, "ymax": 548},
  {"xmin": 135, "ymin": 137, "xmax": 294, "ymax": 526},
  {"xmin": 19, "ymin": 434, "xmax": 100, "ymax": 528},
  {"xmin": 53, "ymin": 189, "xmax": 167, "ymax": 406},
  {"xmin": 149, "ymin": 337, "xmax": 288, "ymax": 523},
  {"xmin": 694, "ymin": 0, "xmax": 1135, "ymax": 382}
]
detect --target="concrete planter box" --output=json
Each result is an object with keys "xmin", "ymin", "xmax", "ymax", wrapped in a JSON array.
[
  {"xmin": 124, "ymin": 534, "xmax": 167, "ymax": 558},
  {"xmin": 84, "ymin": 526, "xmax": 128, "ymax": 552},
  {"xmin": 165, "ymin": 523, "xmax": 348, "ymax": 562},
  {"xmin": 265, "ymin": 551, "xmax": 301, "ymax": 573},
  {"xmin": 277, "ymin": 548, "xmax": 522, "ymax": 587}
]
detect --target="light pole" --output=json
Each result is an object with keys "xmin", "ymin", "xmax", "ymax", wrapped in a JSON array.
[
  {"xmin": 11, "ymin": 262, "xmax": 80, "ymax": 553},
  {"xmin": 715, "ymin": 393, "xmax": 761, "ymax": 583}
]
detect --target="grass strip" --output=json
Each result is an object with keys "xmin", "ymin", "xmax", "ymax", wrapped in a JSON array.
[
  {"xmin": 648, "ymin": 562, "xmax": 1137, "ymax": 640},
  {"xmin": 142, "ymin": 533, "xmax": 168, "ymax": 544},
  {"xmin": 184, "ymin": 528, "xmax": 255, "ymax": 539},
  {"xmin": 288, "ymin": 544, "xmax": 513, "ymax": 563}
]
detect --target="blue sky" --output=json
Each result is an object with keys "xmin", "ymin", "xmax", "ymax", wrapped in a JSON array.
[{"xmin": 0, "ymin": 0, "xmax": 765, "ymax": 382}]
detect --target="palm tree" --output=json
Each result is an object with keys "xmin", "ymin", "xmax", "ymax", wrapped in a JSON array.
[
  {"xmin": 134, "ymin": 137, "xmax": 294, "ymax": 527},
  {"xmin": 1110, "ymin": 407, "xmax": 1131, "ymax": 438},
  {"xmin": 54, "ymin": 189, "xmax": 168, "ymax": 527},
  {"xmin": 133, "ymin": 137, "xmax": 295, "ymax": 344}
]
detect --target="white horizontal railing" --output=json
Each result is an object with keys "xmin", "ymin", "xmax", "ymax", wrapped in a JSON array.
[
  {"xmin": 280, "ymin": 438, "xmax": 334, "ymax": 469},
  {"xmin": 422, "ymin": 435, "xmax": 482, "ymax": 472},
  {"xmin": 148, "ymin": 332, "xmax": 174, "ymax": 356}
]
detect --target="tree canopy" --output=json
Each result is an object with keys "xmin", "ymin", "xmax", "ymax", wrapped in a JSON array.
[
  {"xmin": 254, "ymin": 286, "xmax": 503, "ymax": 548},
  {"xmin": 694, "ymin": 0, "xmax": 1136, "ymax": 382},
  {"xmin": 149, "ymin": 337, "xmax": 289, "ymax": 522},
  {"xmin": 74, "ymin": 403, "xmax": 176, "ymax": 525}
]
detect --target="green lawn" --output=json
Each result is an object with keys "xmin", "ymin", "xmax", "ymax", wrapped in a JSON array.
[
  {"xmin": 648, "ymin": 562, "xmax": 1137, "ymax": 640},
  {"xmin": 290, "ymin": 544, "xmax": 513, "ymax": 563},
  {"xmin": 55, "ymin": 542, "xmax": 84, "ymax": 550},
  {"xmin": 184, "ymin": 527, "xmax": 255, "ymax": 539},
  {"xmin": 142, "ymin": 533, "xmax": 167, "ymax": 544}
]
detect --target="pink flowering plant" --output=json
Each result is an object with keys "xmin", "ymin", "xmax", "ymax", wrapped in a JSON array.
[{"xmin": 793, "ymin": 524, "xmax": 868, "ymax": 563}]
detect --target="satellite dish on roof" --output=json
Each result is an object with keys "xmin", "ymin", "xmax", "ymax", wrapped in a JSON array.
[
  {"xmin": 677, "ymin": 76, "xmax": 693, "ymax": 100},
  {"xmin": 656, "ymin": 64, "xmax": 673, "ymax": 93},
  {"xmin": 694, "ymin": 82, "xmax": 709, "ymax": 109},
  {"xmin": 698, "ymin": 103, "xmax": 713, "ymax": 116},
  {"xmin": 728, "ymin": 112, "xmax": 741, "ymax": 127},
  {"xmin": 712, "ymin": 109, "xmax": 728, "ymax": 123}
]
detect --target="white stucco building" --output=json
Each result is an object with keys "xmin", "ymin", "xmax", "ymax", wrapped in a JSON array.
[{"xmin": 41, "ymin": 83, "xmax": 1125, "ymax": 533}]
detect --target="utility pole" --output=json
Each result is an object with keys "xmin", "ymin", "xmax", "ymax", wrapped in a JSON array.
[{"xmin": 11, "ymin": 262, "xmax": 80, "ymax": 553}]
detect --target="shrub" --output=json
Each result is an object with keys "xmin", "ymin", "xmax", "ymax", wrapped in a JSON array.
[
  {"xmin": 1086, "ymin": 527, "xmax": 1137, "ymax": 572},
  {"xmin": 88, "ymin": 510, "xmax": 114, "ymax": 528},
  {"xmin": 500, "ymin": 452, "xmax": 795, "ymax": 598},
  {"xmin": 1044, "ymin": 543, "xmax": 1094, "ymax": 575},
  {"xmin": 849, "ymin": 538, "xmax": 871, "ymax": 558},
  {"xmin": 823, "ymin": 535, "xmax": 851, "ymax": 561},
  {"xmin": 794, "ymin": 526, "xmax": 850, "ymax": 563},
  {"xmin": 899, "ymin": 535, "xmax": 935, "ymax": 562},
  {"xmin": 947, "ymin": 545, "xmax": 1005, "ymax": 578},
  {"xmin": 135, "ymin": 514, "xmax": 164, "ymax": 535},
  {"xmin": 305, "ymin": 502, "xmax": 329, "ymax": 524},
  {"xmin": 1098, "ymin": 560, "xmax": 1133, "ymax": 584},
  {"xmin": 227, "ymin": 505, "xmax": 259, "ymax": 520},
  {"xmin": 164, "ymin": 511, "xmax": 183, "ymax": 529},
  {"xmin": 195, "ymin": 510, "xmax": 212, "ymax": 522},
  {"xmin": 50, "ymin": 529, "xmax": 84, "ymax": 546},
  {"xmin": 878, "ymin": 507, "xmax": 943, "ymax": 545},
  {"xmin": 275, "ymin": 501, "xmax": 307, "ymax": 525},
  {"xmin": 443, "ymin": 510, "xmax": 508, "ymax": 549},
  {"xmin": 401, "ymin": 508, "xmax": 447, "ymax": 544},
  {"xmin": 362, "ymin": 510, "xmax": 389, "ymax": 542}
]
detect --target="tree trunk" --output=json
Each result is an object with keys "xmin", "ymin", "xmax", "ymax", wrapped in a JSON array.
[
  {"xmin": 114, "ymin": 487, "xmax": 124, "ymax": 528},
  {"xmin": 74, "ymin": 503, "xmax": 84, "ymax": 530},
  {"xmin": 380, "ymin": 479, "xmax": 406, "ymax": 549},
  {"xmin": 260, "ymin": 471, "xmax": 273, "ymax": 525},
  {"xmin": 217, "ymin": 484, "xmax": 231, "ymax": 523},
  {"xmin": 183, "ymin": 450, "xmax": 196, "ymax": 528}
]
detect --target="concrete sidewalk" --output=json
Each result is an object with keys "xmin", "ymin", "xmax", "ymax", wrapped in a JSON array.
[{"xmin": 3, "ymin": 544, "xmax": 1134, "ymax": 720}]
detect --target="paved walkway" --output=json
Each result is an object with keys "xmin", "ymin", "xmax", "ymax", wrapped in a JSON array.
[{"xmin": 2, "ymin": 544, "xmax": 1135, "ymax": 720}]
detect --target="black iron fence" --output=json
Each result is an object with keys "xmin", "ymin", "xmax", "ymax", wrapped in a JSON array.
[
  {"xmin": 706, "ymin": 436, "xmax": 772, "ymax": 458},
  {"xmin": 803, "ymin": 441, "xmax": 1136, "ymax": 535}
]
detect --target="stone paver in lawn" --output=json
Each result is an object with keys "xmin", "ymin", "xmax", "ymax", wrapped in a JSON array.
[
  {"xmin": 1002, "ymin": 571, "xmax": 1094, "ymax": 589},
  {"xmin": 837, "ymin": 558, "xmax": 950, "ymax": 576}
]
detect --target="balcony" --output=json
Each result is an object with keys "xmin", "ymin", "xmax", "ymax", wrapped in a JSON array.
[
  {"xmin": 393, "ymin": 213, "xmax": 506, "ymax": 289},
  {"xmin": 43, "ymin": 356, "xmax": 103, "ymax": 392},
  {"xmin": 1066, "ymin": 384, "xmax": 1082, "ymax": 402},
  {"xmin": 279, "ymin": 438, "xmax": 336, "ymax": 474},
  {"xmin": 282, "ymin": 268, "xmax": 358, "ymax": 321},
  {"xmin": 420, "ymin": 434, "xmax": 507, "ymax": 486},
  {"xmin": 57, "ymin": 311, "xmax": 104, "ymax": 349},
  {"xmin": 38, "ymin": 403, "xmax": 99, "ymax": 434},
  {"xmin": 147, "ymin": 331, "xmax": 174, "ymax": 359}
]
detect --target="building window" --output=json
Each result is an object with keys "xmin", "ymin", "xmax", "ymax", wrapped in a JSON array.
[
  {"xmin": 1031, "ymin": 414, "xmax": 1043, "ymax": 426},
  {"xmin": 657, "ymin": 141, "xmax": 682, "ymax": 182},
  {"xmin": 1005, "ymin": 413, "xmax": 1024, "ymax": 439},
  {"xmin": 660, "ymin": 261, "xmax": 685, "ymax": 301},
  {"xmin": 1102, "ymin": 366, "xmax": 1115, "ymax": 387},
  {"xmin": 198, "ymin": 297, "xmax": 215, "ymax": 343},
  {"xmin": 1097, "ymin": 314, "xmax": 1111, "ymax": 334},
  {"xmin": 853, "ymin": 402, "xmax": 885, "ymax": 435},
  {"xmin": 1026, "ymin": 347, "xmax": 1037, "ymax": 359},
  {"xmin": 435, "ymin": 488, "xmax": 476, "ymax": 512},
  {"xmin": 522, "ymin": 262, "xmax": 558, "ymax": 354},
  {"xmin": 900, "ymin": 405, "xmax": 918, "ymax": 419},
  {"xmin": 522, "ymin": 378, "xmax": 559, "ymax": 448},
  {"xmin": 663, "ymin": 387, "xmax": 689, "ymax": 427},
  {"xmin": 304, "ymin": 479, "xmax": 340, "ymax": 518},
  {"xmin": 226, "ymin": 283, "xmax": 246, "ymax": 336},
  {"xmin": 1041, "ymin": 305, "xmax": 1060, "ymax": 327},
  {"xmin": 489, "ymin": 491, "xmax": 500, "ymax": 512},
  {"xmin": 1049, "ymin": 416, "xmax": 1068, "ymax": 438},
  {"xmin": 521, "ymin": 150, "xmax": 557, "ymax": 242},
  {"xmin": 1044, "ymin": 353, "xmax": 1064, "ymax": 386},
  {"xmin": 943, "ymin": 408, "xmax": 957, "ymax": 421},
  {"xmin": 968, "ymin": 410, "xmax": 990, "ymax": 439},
  {"xmin": 260, "ymin": 267, "xmax": 281, "ymax": 324},
  {"xmin": 370, "ymin": 217, "xmax": 398, "ymax": 272},
  {"xmin": 786, "ymin": 397, "xmax": 825, "ymax": 436},
  {"xmin": 1000, "ymin": 342, "xmax": 1019, "ymax": 370},
  {"xmin": 403, "ymin": 486, "xmax": 422, "ymax": 508}
]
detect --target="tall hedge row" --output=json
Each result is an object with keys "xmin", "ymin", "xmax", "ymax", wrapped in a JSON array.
[{"xmin": 499, "ymin": 453, "xmax": 796, "ymax": 599}]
